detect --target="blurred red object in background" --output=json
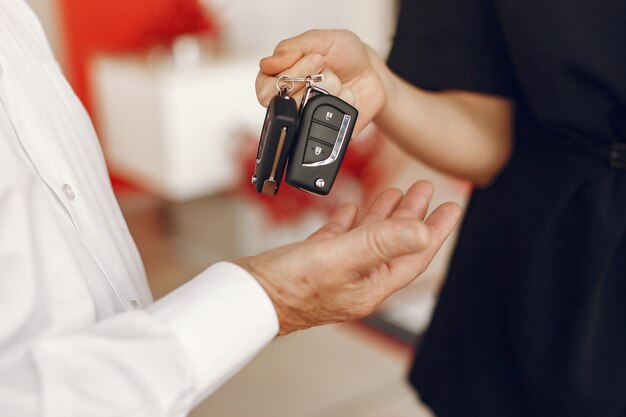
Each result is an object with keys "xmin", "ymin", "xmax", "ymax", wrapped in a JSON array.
[
  {"xmin": 235, "ymin": 129, "xmax": 390, "ymax": 225},
  {"xmin": 58, "ymin": 0, "xmax": 220, "ymax": 114}
]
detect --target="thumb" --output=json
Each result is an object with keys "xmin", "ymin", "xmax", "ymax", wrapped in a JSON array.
[{"xmin": 325, "ymin": 218, "xmax": 430, "ymax": 274}]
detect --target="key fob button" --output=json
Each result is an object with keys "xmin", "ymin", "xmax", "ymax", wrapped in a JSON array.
[
  {"xmin": 303, "ymin": 139, "xmax": 333, "ymax": 164},
  {"xmin": 308, "ymin": 122, "xmax": 339, "ymax": 145},
  {"xmin": 312, "ymin": 105, "xmax": 344, "ymax": 130}
]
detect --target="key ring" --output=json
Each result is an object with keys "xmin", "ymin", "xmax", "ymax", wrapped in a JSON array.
[
  {"xmin": 276, "ymin": 77, "xmax": 295, "ymax": 93},
  {"xmin": 275, "ymin": 74, "xmax": 324, "ymax": 92}
]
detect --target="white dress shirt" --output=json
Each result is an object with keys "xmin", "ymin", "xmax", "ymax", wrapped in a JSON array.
[{"xmin": 0, "ymin": 2, "xmax": 279, "ymax": 416}]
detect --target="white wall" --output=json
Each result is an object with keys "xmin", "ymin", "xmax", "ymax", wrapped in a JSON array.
[{"xmin": 205, "ymin": 0, "xmax": 398, "ymax": 58}]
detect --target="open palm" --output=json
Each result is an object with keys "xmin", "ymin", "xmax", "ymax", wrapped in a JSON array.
[{"xmin": 235, "ymin": 181, "xmax": 461, "ymax": 335}]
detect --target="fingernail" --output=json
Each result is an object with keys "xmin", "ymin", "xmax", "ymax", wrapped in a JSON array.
[{"xmin": 309, "ymin": 54, "xmax": 323, "ymax": 70}]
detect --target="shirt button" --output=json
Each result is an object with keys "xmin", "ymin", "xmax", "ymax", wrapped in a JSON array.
[
  {"xmin": 62, "ymin": 184, "xmax": 76, "ymax": 200},
  {"xmin": 130, "ymin": 300, "xmax": 141, "ymax": 310}
]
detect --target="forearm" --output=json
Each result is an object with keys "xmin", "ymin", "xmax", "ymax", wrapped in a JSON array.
[{"xmin": 371, "ymin": 52, "xmax": 514, "ymax": 186}]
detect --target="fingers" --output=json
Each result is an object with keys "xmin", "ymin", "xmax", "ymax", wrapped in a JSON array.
[
  {"xmin": 242, "ymin": 195, "xmax": 461, "ymax": 335},
  {"xmin": 322, "ymin": 71, "xmax": 356, "ymax": 107},
  {"xmin": 260, "ymin": 51, "xmax": 324, "ymax": 81},
  {"xmin": 324, "ymin": 217, "xmax": 431, "ymax": 276},
  {"xmin": 309, "ymin": 180, "xmax": 434, "ymax": 246},
  {"xmin": 262, "ymin": 30, "xmax": 333, "ymax": 74},
  {"xmin": 337, "ymin": 88, "xmax": 356, "ymax": 108},
  {"xmin": 256, "ymin": 31, "xmax": 330, "ymax": 107},
  {"xmin": 256, "ymin": 30, "xmax": 368, "ymax": 112},
  {"xmin": 424, "ymin": 202, "xmax": 463, "ymax": 250},
  {"xmin": 256, "ymin": 53, "xmax": 324, "ymax": 107},
  {"xmin": 308, "ymin": 204, "xmax": 358, "ymax": 240},
  {"xmin": 284, "ymin": 70, "xmax": 356, "ymax": 110},
  {"xmin": 388, "ymin": 200, "xmax": 462, "ymax": 281},
  {"xmin": 256, "ymin": 64, "xmax": 354, "ymax": 111},
  {"xmin": 391, "ymin": 180, "xmax": 434, "ymax": 221},
  {"xmin": 256, "ymin": 30, "xmax": 349, "ymax": 108},
  {"xmin": 356, "ymin": 180, "xmax": 434, "ymax": 227},
  {"xmin": 357, "ymin": 188, "xmax": 404, "ymax": 226}
]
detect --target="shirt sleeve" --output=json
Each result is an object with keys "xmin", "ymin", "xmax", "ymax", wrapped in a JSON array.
[
  {"xmin": 147, "ymin": 262, "xmax": 280, "ymax": 405},
  {"xmin": 388, "ymin": 0, "xmax": 518, "ymax": 99},
  {"xmin": 0, "ymin": 261, "xmax": 278, "ymax": 417}
]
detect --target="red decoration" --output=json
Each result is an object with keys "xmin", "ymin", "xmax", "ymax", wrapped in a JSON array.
[
  {"xmin": 58, "ymin": 0, "xmax": 221, "ymax": 114},
  {"xmin": 236, "ymin": 129, "xmax": 389, "ymax": 225}
]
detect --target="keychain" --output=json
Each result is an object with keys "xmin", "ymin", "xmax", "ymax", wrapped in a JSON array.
[
  {"xmin": 252, "ymin": 74, "xmax": 358, "ymax": 196},
  {"xmin": 285, "ymin": 80, "xmax": 358, "ymax": 195}
]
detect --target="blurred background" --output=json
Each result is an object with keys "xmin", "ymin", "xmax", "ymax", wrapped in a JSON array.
[{"xmin": 25, "ymin": 1, "xmax": 469, "ymax": 415}]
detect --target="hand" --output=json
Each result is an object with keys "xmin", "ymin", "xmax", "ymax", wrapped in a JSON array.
[
  {"xmin": 255, "ymin": 30, "xmax": 391, "ymax": 137},
  {"xmin": 234, "ymin": 181, "xmax": 461, "ymax": 335}
]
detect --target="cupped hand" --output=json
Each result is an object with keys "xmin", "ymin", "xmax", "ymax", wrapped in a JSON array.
[
  {"xmin": 234, "ymin": 181, "xmax": 462, "ymax": 335},
  {"xmin": 255, "ymin": 30, "xmax": 390, "ymax": 137}
]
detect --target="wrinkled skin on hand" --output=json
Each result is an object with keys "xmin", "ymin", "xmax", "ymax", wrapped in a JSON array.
[{"xmin": 235, "ymin": 181, "xmax": 461, "ymax": 335}]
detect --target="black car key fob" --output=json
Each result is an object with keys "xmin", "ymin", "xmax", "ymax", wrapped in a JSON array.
[
  {"xmin": 252, "ymin": 88, "xmax": 299, "ymax": 195},
  {"xmin": 286, "ymin": 87, "xmax": 358, "ymax": 195}
]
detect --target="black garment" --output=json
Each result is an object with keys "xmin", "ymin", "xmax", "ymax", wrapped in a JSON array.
[{"xmin": 388, "ymin": 1, "xmax": 626, "ymax": 416}]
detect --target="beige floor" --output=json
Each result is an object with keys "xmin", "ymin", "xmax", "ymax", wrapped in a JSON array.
[{"xmin": 191, "ymin": 324, "xmax": 433, "ymax": 417}]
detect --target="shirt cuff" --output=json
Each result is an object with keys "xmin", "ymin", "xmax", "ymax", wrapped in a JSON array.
[{"xmin": 146, "ymin": 262, "xmax": 279, "ymax": 404}]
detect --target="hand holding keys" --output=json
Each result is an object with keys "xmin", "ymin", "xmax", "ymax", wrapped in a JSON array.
[{"xmin": 252, "ymin": 74, "xmax": 358, "ymax": 196}]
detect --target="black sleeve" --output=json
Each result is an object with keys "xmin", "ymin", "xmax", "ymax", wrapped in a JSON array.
[{"xmin": 388, "ymin": 0, "xmax": 518, "ymax": 99}]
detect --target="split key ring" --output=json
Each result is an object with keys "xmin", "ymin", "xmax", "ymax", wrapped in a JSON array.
[{"xmin": 275, "ymin": 74, "xmax": 324, "ymax": 93}]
